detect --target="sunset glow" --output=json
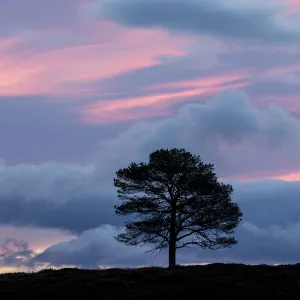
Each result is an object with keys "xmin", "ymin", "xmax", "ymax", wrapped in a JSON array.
[{"xmin": 1, "ymin": 0, "xmax": 300, "ymax": 273}]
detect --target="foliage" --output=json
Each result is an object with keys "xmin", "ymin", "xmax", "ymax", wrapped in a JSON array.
[{"xmin": 113, "ymin": 148, "xmax": 242, "ymax": 267}]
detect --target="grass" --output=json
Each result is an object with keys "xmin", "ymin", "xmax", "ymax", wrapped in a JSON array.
[{"xmin": 1, "ymin": 263, "xmax": 300, "ymax": 297}]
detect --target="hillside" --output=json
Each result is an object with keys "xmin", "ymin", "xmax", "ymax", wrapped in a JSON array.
[{"xmin": 1, "ymin": 263, "xmax": 300, "ymax": 297}]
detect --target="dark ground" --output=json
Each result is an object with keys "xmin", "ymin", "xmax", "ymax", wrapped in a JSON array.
[{"xmin": 1, "ymin": 263, "xmax": 300, "ymax": 297}]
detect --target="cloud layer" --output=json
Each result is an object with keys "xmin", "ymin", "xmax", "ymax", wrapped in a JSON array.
[
  {"xmin": 1, "ymin": 0, "xmax": 300, "ymax": 271},
  {"xmin": 0, "ymin": 162, "xmax": 121, "ymax": 233},
  {"xmin": 1, "ymin": 91, "xmax": 300, "ymax": 236},
  {"xmin": 30, "ymin": 180, "xmax": 300, "ymax": 268},
  {"xmin": 0, "ymin": 238, "xmax": 34, "ymax": 270},
  {"xmin": 93, "ymin": 90, "xmax": 300, "ymax": 180},
  {"xmin": 93, "ymin": 0, "xmax": 300, "ymax": 43},
  {"xmin": 1, "ymin": 91, "xmax": 300, "ymax": 268}
]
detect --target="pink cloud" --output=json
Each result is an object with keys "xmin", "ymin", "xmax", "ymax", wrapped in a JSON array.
[
  {"xmin": 225, "ymin": 170, "xmax": 300, "ymax": 182},
  {"xmin": 280, "ymin": 0, "xmax": 300, "ymax": 16},
  {"xmin": 253, "ymin": 96, "xmax": 300, "ymax": 112},
  {"xmin": 0, "ymin": 226, "xmax": 75, "ymax": 253},
  {"xmin": 144, "ymin": 72, "xmax": 249, "ymax": 91},
  {"xmin": 0, "ymin": 22, "xmax": 188, "ymax": 97},
  {"xmin": 273, "ymin": 171, "xmax": 300, "ymax": 181},
  {"xmin": 78, "ymin": 75, "xmax": 251, "ymax": 124},
  {"xmin": 74, "ymin": 48, "xmax": 300, "ymax": 124},
  {"xmin": 264, "ymin": 64, "xmax": 300, "ymax": 76},
  {"xmin": 286, "ymin": 0, "xmax": 300, "ymax": 8},
  {"xmin": 0, "ymin": 226, "xmax": 76, "ymax": 273}
]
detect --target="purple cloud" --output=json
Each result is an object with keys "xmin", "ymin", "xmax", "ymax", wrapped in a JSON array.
[
  {"xmin": 0, "ymin": 91, "xmax": 300, "ymax": 236},
  {"xmin": 31, "ymin": 179, "xmax": 300, "ymax": 268},
  {"xmin": 0, "ymin": 238, "xmax": 34, "ymax": 268},
  {"xmin": 90, "ymin": 90, "xmax": 300, "ymax": 179},
  {"xmin": 1, "ymin": 0, "xmax": 300, "ymax": 270}
]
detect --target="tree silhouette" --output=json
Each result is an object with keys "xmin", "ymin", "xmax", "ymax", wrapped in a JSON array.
[{"xmin": 113, "ymin": 148, "xmax": 242, "ymax": 268}]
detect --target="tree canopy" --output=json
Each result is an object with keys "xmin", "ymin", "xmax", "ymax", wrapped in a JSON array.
[{"xmin": 113, "ymin": 148, "xmax": 243, "ymax": 268}]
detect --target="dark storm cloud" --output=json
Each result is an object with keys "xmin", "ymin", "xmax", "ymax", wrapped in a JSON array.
[
  {"xmin": 0, "ymin": 194, "xmax": 121, "ymax": 234},
  {"xmin": 89, "ymin": 0, "xmax": 300, "ymax": 43},
  {"xmin": 0, "ymin": 161, "xmax": 125, "ymax": 233},
  {"xmin": 32, "ymin": 179, "xmax": 300, "ymax": 268}
]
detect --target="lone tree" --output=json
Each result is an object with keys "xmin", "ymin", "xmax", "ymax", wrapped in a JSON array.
[{"xmin": 113, "ymin": 148, "xmax": 242, "ymax": 268}]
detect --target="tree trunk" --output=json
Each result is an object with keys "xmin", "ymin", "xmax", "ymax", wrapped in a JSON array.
[
  {"xmin": 168, "ymin": 241, "xmax": 176, "ymax": 268},
  {"xmin": 169, "ymin": 206, "xmax": 176, "ymax": 268}
]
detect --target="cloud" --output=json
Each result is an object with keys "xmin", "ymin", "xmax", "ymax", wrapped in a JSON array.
[
  {"xmin": 186, "ymin": 220, "xmax": 300, "ymax": 265},
  {"xmin": 89, "ymin": 0, "xmax": 300, "ymax": 43},
  {"xmin": 0, "ymin": 161, "xmax": 122, "ymax": 233},
  {"xmin": 0, "ymin": 22, "xmax": 186, "ymax": 97},
  {"xmin": 0, "ymin": 238, "xmax": 34, "ymax": 268},
  {"xmin": 1, "ymin": 90, "xmax": 300, "ymax": 236},
  {"xmin": 92, "ymin": 90, "xmax": 300, "ymax": 179},
  {"xmin": 0, "ymin": 226, "xmax": 75, "ymax": 252},
  {"xmin": 33, "ymin": 225, "xmax": 159, "ymax": 268},
  {"xmin": 32, "ymin": 179, "xmax": 300, "ymax": 268},
  {"xmin": 1, "ymin": 90, "xmax": 300, "ymax": 267},
  {"xmin": 1, "ymin": 0, "xmax": 300, "ymax": 271},
  {"xmin": 79, "ymin": 72, "xmax": 249, "ymax": 124},
  {"xmin": 76, "ymin": 44, "xmax": 300, "ymax": 124}
]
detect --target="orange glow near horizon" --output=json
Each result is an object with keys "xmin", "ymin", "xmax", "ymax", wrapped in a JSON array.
[
  {"xmin": 272, "ymin": 172, "xmax": 300, "ymax": 182},
  {"xmin": 0, "ymin": 226, "xmax": 76, "ymax": 253},
  {"xmin": 0, "ymin": 226, "xmax": 77, "ymax": 274},
  {"xmin": 222, "ymin": 171, "xmax": 300, "ymax": 183}
]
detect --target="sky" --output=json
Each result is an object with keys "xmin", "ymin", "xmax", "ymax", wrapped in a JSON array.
[{"xmin": 1, "ymin": 0, "xmax": 300, "ymax": 272}]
